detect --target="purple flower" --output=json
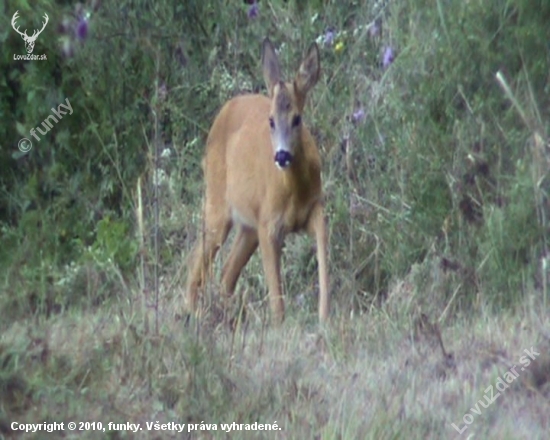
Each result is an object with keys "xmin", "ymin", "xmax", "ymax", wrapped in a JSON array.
[
  {"xmin": 382, "ymin": 46, "xmax": 395, "ymax": 69},
  {"xmin": 76, "ymin": 16, "xmax": 89, "ymax": 40},
  {"xmin": 248, "ymin": 1, "xmax": 259, "ymax": 19},
  {"xmin": 352, "ymin": 107, "xmax": 365, "ymax": 124},
  {"xmin": 323, "ymin": 28, "xmax": 335, "ymax": 46}
]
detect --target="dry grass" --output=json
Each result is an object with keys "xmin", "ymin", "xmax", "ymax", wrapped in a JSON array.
[{"xmin": 1, "ymin": 277, "xmax": 549, "ymax": 439}]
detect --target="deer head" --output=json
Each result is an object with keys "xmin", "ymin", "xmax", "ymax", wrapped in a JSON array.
[{"xmin": 11, "ymin": 11, "xmax": 49, "ymax": 54}]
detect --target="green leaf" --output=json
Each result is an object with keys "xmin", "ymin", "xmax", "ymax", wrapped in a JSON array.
[
  {"xmin": 16, "ymin": 122, "xmax": 27, "ymax": 137},
  {"xmin": 12, "ymin": 150, "xmax": 28, "ymax": 160},
  {"xmin": 27, "ymin": 90, "xmax": 36, "ymax": 104}
]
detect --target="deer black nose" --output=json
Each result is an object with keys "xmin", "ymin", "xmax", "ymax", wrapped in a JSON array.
[{"xmin": 274, "ymin": 150, "xmax": 293, "ymax": 169}]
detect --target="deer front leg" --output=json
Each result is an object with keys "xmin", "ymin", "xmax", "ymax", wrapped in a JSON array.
[
  {"xmin": 307, "ymin": 202, "xmax": 329, "ymax": 322},
  {"xmin": 221, "ymin": 226, "xmax": 259, "ymax": 297},
  {"xmin": 258, "ymin": 223, "xmax": 284, "ymax": 324}
]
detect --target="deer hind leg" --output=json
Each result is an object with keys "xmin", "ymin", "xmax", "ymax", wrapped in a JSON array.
[
  {"xmin": 185, "ymin": 203, "xmax": 232, "ymax": 314},
  {"xmin": 258, "ymin": 224, "xmax": 284, "ymax": 324},
  {"xmin": 306, "ymin": 202, "xmax": 329, "ymax": 322}
]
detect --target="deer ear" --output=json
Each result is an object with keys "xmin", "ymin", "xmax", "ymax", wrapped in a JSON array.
[
  {"xmin": 261, "ymin": 38, "xmax": 282, "ymax": 97},
  {"xmin": 294, "ymin": 42, "xmax": 320, "ymax": 96}
]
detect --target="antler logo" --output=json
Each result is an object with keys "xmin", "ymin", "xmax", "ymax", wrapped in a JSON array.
[{"xmin": 11, "ymin": 11, "xmax": 49, "ymax": 54}]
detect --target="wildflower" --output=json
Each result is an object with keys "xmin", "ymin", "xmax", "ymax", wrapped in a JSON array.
[
  {"xmin": 334, "ymin": 41, "xmax": 344, "ymax": 54},
  {"xmin": 76, "ymin": 15, "xmax": 89, "ymax": 40},
  {"xmin": 58, "ymin": 5, "xmax": 93, "ymax": 58},
  {"xmin": 382, "ymin": 46, "xmax": 395, "ymax": 69},
  {"xmin": 352, "ymin": 107, "xmax": 365, "ymax": 124},
  {"xmin": 248, "ymin": 1, "xmax": 259, "ymax": 19},
  {"xmin": 323, "ymin": 28, "xmax": 335, "ymax": 46}
]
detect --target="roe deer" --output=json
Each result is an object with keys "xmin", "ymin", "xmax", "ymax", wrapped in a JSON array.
[{"xmin": 184, "ymin": 38, "xmax": 329, "ymax": 324}]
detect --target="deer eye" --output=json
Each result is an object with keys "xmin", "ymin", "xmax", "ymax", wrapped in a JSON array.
[
  {"xmin": 269, "ymin": 117, "xmax": 275, "ymax": 129},
  {"xmin": 292, "ymin": 115, "xmax": 301, "ymax": 128}
]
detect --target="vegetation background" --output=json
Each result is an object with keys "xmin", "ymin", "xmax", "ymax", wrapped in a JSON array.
[{"xmin": 1, "ymin": 0, "xmax": 550, "ymax": 438}]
